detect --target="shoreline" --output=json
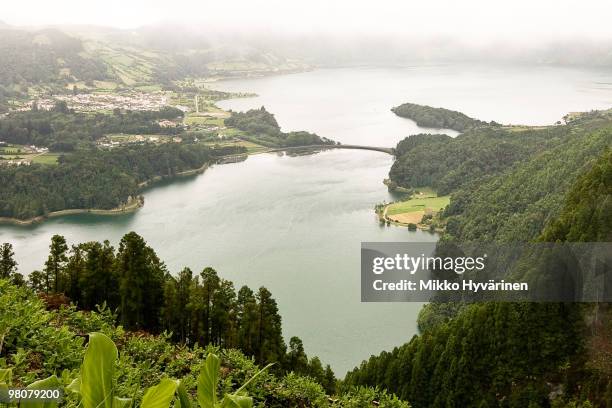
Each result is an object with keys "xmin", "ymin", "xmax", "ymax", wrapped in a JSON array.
[
  {"xmin": 203, "ymin": 66, "xmax": 315, "ymax": 84},
  {"xmin": 0, "ymin": 145, "xmax": 391, "ymax": 227},
  {"xmin": 138, "ymin": 162, "xmax": 210, "ymax": 188},
  {"xmin": 0, "ymin": 196, "xmax": 145, "ymax": 226},
  {"xmin": 377, "ymin": 202, "xmax": 443, "ymax": 233},
  {"xmin": 0, "ymin": 70, "xmax": 390, "ymax": 228},
  {"xmin": 0, "ymin": 162, "xmax": 212, "ymax": 226}
]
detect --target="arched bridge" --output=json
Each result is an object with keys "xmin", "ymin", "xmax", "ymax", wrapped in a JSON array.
[{"xmin": 269, "ymin": 144, "xmax": 395, "ymax": 155}]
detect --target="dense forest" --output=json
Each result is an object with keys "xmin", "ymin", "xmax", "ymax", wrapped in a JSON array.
[
  {"xmin": 391, "ymin": 103, "xmax": 494, "ymax": 132},
  {"xmin": 225, "ymin": 107, "xmax": 336, "ymax": 147},
  {"xmin": 0, "ymin": 105, "xmax": 185, "ymax": 150},
  {"xmin": 0, "ymin": 142, "xmax": 244, "ymax": 220},
  {"xmin": 443, "ymin": 121, "xmax": 611, "ymax": 242},
  {"xmin": 539, "ymin": 149, "xmax": 611, "ymax": 242},
  {"xmin": 0, "ymin": 233, "xmax": 408, "ymax": 407},
  {"xmin": 389, "ymin": 110, "xmax": 612, "ymax": 196},
  {"xmin": 344, "ymin": 109, "xmax": 612, "ymax": 407}
]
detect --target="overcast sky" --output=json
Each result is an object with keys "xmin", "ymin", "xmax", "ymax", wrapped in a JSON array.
[{"xmin": 3, "ymin": 0, "xmax": 612, "ymax": 42}]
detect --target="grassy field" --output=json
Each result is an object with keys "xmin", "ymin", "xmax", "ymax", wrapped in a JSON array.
[
  {"xmin": 221, "ymin": 128, "xmax": 247, "ymax": 137},
  {"xmin": 0, "ymin": 152, "xmax": 61, "ymax": 165},
  {"xmin": 0, "ymin": 144, "xmax": 29, "ymax": 154},
  {"xmin": 135, "ymin": 84, "xmax": 163, "ymax": 92},
  {"xmin": 384, "ymin": 190, "xmax": 450, "ymax": 225},
  {"xmin": 30, "ymin": 153, "xmax": 61, "ymax": 165},
  {"xmin": 0, "ymin": 148, "xmax": 22, "ymax": 154},
  {"xmin": 82, "ymin": 41, "xmax": 160, "ymax": 86},
  {"xmin": 185, "ymin": 114, "xmax": 225, "ymax": 126},
  {"xmin": 386, "ymin": 194, "xmax": 450, "ymax": 216},
  {"xmin": 203, "ymin": 139, "xmax": 266, "ymax": 153}
]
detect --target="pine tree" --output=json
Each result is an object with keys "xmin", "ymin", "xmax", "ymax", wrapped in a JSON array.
[
  {"xmin": 28, "ymin": 270, "xmax": 45, "ymax": 292},
  {"xmin": 116, "ymin": 232, "xmax": 165, "ymax": 331},
  {"xmin": 236, "ymin": 286, "xmax": 258, "ymax": 356},
  {"xmin": 64, "ymin": 244, "xmax": 85, "ymax": 305},
  {"xmin": 162, "ymin": 276, "xmax": 179, "ymax": 337},
  {"xmin": 287, "ymin": 336, "xmax": 309, "ymax": 374},
  {"xmin": 308, "ymin": 356, "xmax": 325, "ymax": 384},
  {"xmin": 255, "ymin": 286, "xmax": 286, "ymax": 365},
  {"xmin": 163, "ymin": 267, "xmax": 194, "ymax": 343},
  {"xmin": 43, "ymin": 235, "xmax": 68, "ymax": 294},
  {"xmin": 0, "ymin": 242, "xmax": 17, "ymax": 279},
  {"xmin": 323, "ymin": 364, "xmax": 336, "ymax": 395},
  {"xmin": 80, "ymin": 241, "xmax": 118, "ymax": 310},
  {"xmin": 188, "ymin": 275, "xmax": 205, "ymax": 345},
  {"xmin": 211, "ymin": 279, "xmax": 237, "ymax": 347},
  {"xmin": 176, "ymin": 267, "xmax": 194, "ymax": 343},
  {"xmin": 200, "ymin": 267, "xmax": 220, "ymax": 344}
]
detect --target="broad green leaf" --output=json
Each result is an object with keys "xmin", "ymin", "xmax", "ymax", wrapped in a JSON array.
[
  {"xmin": 0, "ymin": 368, "xmax": 11, "ymax": 384},
  {"xmin": 141, "ymin": 378, "xmax": 179, "ymax": 408},
  {"xmin": 175, "ymin": 381, "xmax": 191, "ymax": 408},
  {"xmin": 221, "ymin": 395, "xmax": 252, "ymax": 408},
  {"xmin": 112, "ymin": 396, "xmax": 132, "ymax": 408},
  {"xmin": 66, "ymin": 377, "xmax": 80, "ymax": 394},
  {"xmin": 0, "ymin": 368, "xmax": 10, "ymax": 403},
  {"xmin": 20, "ymin": 375, "xmax": 61, "ymax": 408},
  {"xmin": 0, "ymin": 384, "xmax": 9, "ymax": 405},
  {"xmin": 81, "ymin": 332, "xmax": 118, "ymax": 408},
  {"xmin": 197, "ymin": 354, "xmax": 220, "ymax": 408}
]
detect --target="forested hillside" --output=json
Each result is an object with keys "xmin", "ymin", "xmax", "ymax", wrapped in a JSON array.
[
  {"xmin": 0, "ymin": 233, "xmax": 409, "ymax": 407},
  {"xmin": 0, "ymin": 27, "xmax": 110, "ymax": 112},
  {"xmin": 225, "ymin": 107, "xmax": 335, "ymax": 147},
  {"xmin": 539, "ymin": 149, "xmax": 612, "ymax": 242},
  {"xmin": 0, "ymin": 24, "xmax": 309, "ymax": 94},
  {"xmin": 388, "ymin": 127, "xmax": 563, "ymax": 194},
  {"xmin": 344, "ymin": 110, "xmax": 612, "ymax": 407},
  {"xmin": 389, "ymin": 110, "xmax": 612, "ymax": 197},
  {"xmin": 0, "ymin": 28, "xmax": 110, "ymax": 87},
  {"xmin": 0, "ymin": 106, "xmax": 184, "ymax": 150},
  {"xmin": 444, "ymin": 126, "xmax": 611, "ymax": 241},
  {"xmin": 0, "ymin": 143, "xmax": 243, "ymax": 220}
]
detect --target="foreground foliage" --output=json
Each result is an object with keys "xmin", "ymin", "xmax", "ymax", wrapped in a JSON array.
[
  {"xmin": 0, "ymin": 231, "xmax": 336, "ymax": 392},
  {"xmin": 0, "ymin": 278, "xmax": 408, "ymax": 407}
]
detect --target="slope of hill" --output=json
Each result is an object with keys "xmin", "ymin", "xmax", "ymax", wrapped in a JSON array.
[
  {"xmin": 344, "ymin": 109, "xmax": 612, "ymax": 407},
  {"xmin": 0, "ymin": 28, "xmax": 110, "ymax": 86}
]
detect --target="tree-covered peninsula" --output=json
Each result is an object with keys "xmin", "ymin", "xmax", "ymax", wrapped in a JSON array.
[
  {"xmin": 0, "ymin": 102, "xmax": 337, "ymax": 221},
  {"xmin": 225, "ymin": 107, "xmax": 335, "ymax": 147},
  {"xmin": 391, "ymin": 102, "xmax": 494, "ymax": 132},
  {"xmin": 0, "ymin": 143, "xmax": 244, "ymax": 221}
]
